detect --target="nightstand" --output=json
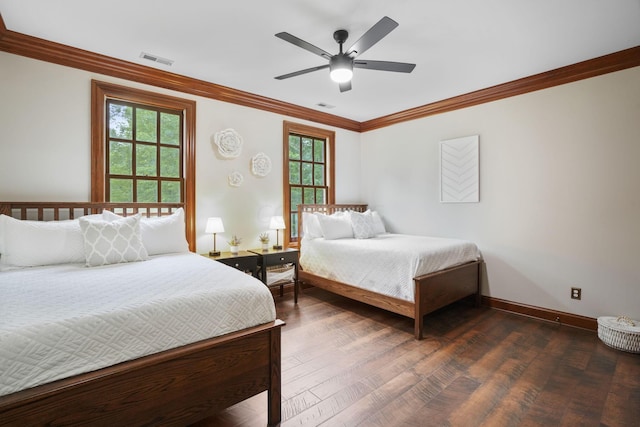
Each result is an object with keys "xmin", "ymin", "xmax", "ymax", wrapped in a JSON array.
[
  {"xmin": 248, "ymin": 248, "xmax": 299, "ymax": 303},
  {"xmin": 203, "ymin": 251, "xmax": 259, "ymax": 278}
]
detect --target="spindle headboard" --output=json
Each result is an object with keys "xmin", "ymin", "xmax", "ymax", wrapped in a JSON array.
[{"xmin": 0, "ymin": 201, "xmax": 191, "ymax": 247}]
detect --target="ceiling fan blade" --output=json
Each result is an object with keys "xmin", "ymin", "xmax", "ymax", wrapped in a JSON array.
[
  {"xmin": 345, "ymin": 16, "xmax": 398, "ymax": 58},
  {"xmin": 354, "ymin": 60, "xmax": 416, "ymax": 73},
  {"xmin": 339, "ymin": 81, "xmax": 352, "ymax": 92},
  {"xmin": 275, "ymin": 64, "xmax": 330, "ymax": 80},
  {"xmin": 275, "ymin": 32, "xmax": 333, "ymax": 60}
]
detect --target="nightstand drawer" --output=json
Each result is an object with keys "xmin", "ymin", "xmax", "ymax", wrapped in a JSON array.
[
  {"xmin": 260, "ymin": 250, "xmax": 299, "ymax": 267},
  {"xmin": 203, "ymin": 251, "xmax": 259, "ymax": 278}
]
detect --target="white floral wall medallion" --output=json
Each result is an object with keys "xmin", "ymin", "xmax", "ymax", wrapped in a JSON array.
[
  {"xmin": 214, "ymin": 128, "xmax": 243, "ymax": 158},
  {"xmin": 251, "ymin": 152, "xmax": 272, "ymax": 177},
  {"xmin": 228, "ymin": 170, "xmax": 244, "ymax": 187}
]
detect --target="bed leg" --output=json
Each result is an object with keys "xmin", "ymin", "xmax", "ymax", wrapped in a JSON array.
[
  {"xmin": 267, "ymin": 327, "xmax": 282, "ymax": 426},
  {"xmin": 414, "ymin": 316, "xmax": 424, "ymax": 340},
  {"xmin": 475, "ymin": 261, "xmax": 483, "ymax": 308}
]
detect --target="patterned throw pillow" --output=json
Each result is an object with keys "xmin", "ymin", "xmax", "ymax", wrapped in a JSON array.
[
  {"xmin": 349, "ymin": 211, "xmax": 376, "ymax": 239},
  {"xmin": 79, "ymin": 214, "xmax": 149, "ymax": 267}
]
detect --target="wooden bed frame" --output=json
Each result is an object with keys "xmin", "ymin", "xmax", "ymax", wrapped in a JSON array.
[
  {"xmin": 297, "ymin": 204, "xmax": 483, "ymax": 340},
  {"xmin": 0, "ymin": 201, "xmax": 284, "ymax": 426}
]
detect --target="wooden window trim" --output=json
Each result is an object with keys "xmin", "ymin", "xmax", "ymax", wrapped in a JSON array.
[
  {"xmin": 91, "ymin": 80, "xmax": 196, "ymax": 250},
  {"xmin": 283, "ymin": 121, "xmax": 335, "ymax": 248}
]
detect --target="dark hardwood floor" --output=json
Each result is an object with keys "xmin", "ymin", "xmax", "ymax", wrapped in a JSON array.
[{"xmin": 194, "ymin": 288, "xmax": 640, "ymax": 427}]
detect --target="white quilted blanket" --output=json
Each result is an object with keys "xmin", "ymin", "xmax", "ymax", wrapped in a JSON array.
[
  {"xmin": 0, "ymin": 253, "xmax": 276, "ymax": 397},
  {"xmin": 300, "ymin": 233, "xmax": 481, "ymax": 302}
]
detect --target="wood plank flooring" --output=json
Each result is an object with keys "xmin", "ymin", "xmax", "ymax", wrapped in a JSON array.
[{"xmin": 193, "ymin": 288, "xmax": 640, "ymax": 427}]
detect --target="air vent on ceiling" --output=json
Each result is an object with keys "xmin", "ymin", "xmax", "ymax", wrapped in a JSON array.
[
  {"xmin": 139, "ymin": 52, "xmax": 174, "ymax": 66},
  {"xmin": 316, "ymin": 102, "xmax": 335, "ymax": 109}
]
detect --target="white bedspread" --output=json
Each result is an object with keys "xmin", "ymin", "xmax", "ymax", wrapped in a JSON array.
[
  {"xmin": 0, "ymin": 253, "xmax": 276, "ymax": 397},
  {"xmin": 300, "ymin": 233, "xmax": 481, "ymax": 302}
]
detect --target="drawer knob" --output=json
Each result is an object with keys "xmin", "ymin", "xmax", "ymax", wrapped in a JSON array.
[
  {"xmin": 280, "ymin": 257, "xmax": 285, "ymax": 261},
  {"xmin": 234, "ymin": 263, "xmax": 239, "ymax": 267}
]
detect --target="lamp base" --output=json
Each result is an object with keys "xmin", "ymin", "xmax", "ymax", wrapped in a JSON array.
[
  {"xmin": 209, "ymin": 250, "xmax": 221, "ymax": 257},
  {"xmin": 272, "ymin": 245, "xmax": 283, "ymax": 250}
]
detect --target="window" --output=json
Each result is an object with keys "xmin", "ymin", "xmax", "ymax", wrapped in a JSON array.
[
  {"xmin": 106, "ymin": 100, "xmax": 182, "ymax": 203},
  {"xmin": 283, "ymin": 121, "xmax": 335, "ymax": 247},
  {"xmin": 91, "ymin": 80, "xmax": 196, "ymax": 249}
]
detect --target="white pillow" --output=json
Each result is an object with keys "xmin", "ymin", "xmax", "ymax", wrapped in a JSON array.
[
  {"xmin": 0, "ymin": 214, "xmax": 85, "ymax": 267},
  {"xmin": 79, "ymin": 214, "xmax": 149, "ymax": 267},
  {"xmin": 370, "ymin": 211, "xmax": 387, "ymax": 235},
  {"xmin": 349, "ymin": 211, "xmax": 376, "ymax": 239},
  {"xmin": 102, "ymin": 208, "xmax": 189, "ymax": 255},
  {"xmin": 302, "ymin": 212, "xmax": 323, "ymax": 239},
  {"xmin": 316, "ymin": 212, "xmax": 353, "ymax": 240}
]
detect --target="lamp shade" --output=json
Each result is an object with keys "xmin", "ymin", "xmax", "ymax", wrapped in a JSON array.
[
  {"xmin": 205, "ymin": 217, "xmax": 225, "ymax": 233},
  {"xmin": 269, "ymin": 216, "xmax": 286, "ymax": 230}
]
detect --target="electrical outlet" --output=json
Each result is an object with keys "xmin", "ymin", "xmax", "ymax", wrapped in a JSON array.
[{"xmin": 571, "ymin": 287, "xmax": 582, "ymax": 300}]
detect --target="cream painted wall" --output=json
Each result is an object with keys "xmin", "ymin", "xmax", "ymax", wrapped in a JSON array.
[
  {"xmin": 0, "ymin": 52, "xmax": 362, "ymax": 253},
  {"xmin": 2, "ymin": 50, "xmax": 638, "ymax": 320},
  {"xmin": 361, "ymin": 66, "xmax": 640, "ymax": 319}
]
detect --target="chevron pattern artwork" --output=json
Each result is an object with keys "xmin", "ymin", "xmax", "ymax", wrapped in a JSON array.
[{"xmin": 440, "ymin": 135, "xmax": 479, "ymax": 203}]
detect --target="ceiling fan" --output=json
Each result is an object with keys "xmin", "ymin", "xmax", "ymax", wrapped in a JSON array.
[{"xmin": 274, "ymin": 16, "xmax": 416, "ymax": 92}]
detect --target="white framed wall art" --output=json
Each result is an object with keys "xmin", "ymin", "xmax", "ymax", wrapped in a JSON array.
[{"xmin": 440, "ymin": 135, "xmax": 479, "ymax": 203}]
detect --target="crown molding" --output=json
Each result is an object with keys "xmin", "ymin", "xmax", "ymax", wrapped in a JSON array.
[
  {"xmin": 361, "ymin": 46, "xmax": 640, "ymax": 132},
  {"xmin": 0, "ymin": 17, "xmax": 361, "ymax": 133},
  {"xmin": 1, "ymin": 12, "xmax": 637, "ymax": 134}
]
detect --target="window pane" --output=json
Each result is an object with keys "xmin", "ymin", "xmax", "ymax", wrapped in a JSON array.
[
  {"xmin": 316, "ymin": 188, "xmax": 326, "ymax": 204},
  {"xmin": 303, "ymin": 187, "xmax": 315, "ymax": 203},
  {"xmin": 289, "ymin": 161, "xmax": 300, "ymax": 184},
  {"xmin": 161, "ymin": 181, "xmax": 181, "ymax": 202},
  {"xmin": 314, "ymin": 164, "xmax": 325, "ymax": 186},
  {"xmin": 110, "ymin": 179, "xmax": 132, "ymax": 202},
  {"xmin": 160, "ymin": 146, "xmax": 180, "ymax": 177},
  {"xmin": 136, "ymin": 144, "xmax": 157, "ymax": 176},
  {"xmin": 290, "ymin": 187, "xmax": 302, "ymax": 208},
  {"xmin": 301, "ymin": 163, "xmax": 313, "ymax": 185},
  {"xmin": 137, "ymin": 180, "xmax": 158, "ymax": 202},
  {"xmin": 160, "ymin": 112, "xmax": 180, "ymax": 145},
  {"xmin": 136, "ymin": 108, "xmax": 157, "ymax": 143},
  {"xmin": 291, "ymin": 213, "xmax": 298, "ymax": 239},
  {"xmin": 289, "ymin": 136, "xmax": 300, "ymax": 160},
  {"xmin": 109, "ymin": 141, "xmax": 132, "ymax": 175},
  {"xmin": 314, "ymin": 139, "xmax": 325, "ymax": 163},
  {"xmin": 109, "ymin": 104, "xmax": 132, "ymax": 140},
  {"xmin": 301, "ymin": 138, "xmax": 313, "ymax": 161}
]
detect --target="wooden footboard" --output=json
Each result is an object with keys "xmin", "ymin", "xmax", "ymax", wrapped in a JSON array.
[
  {"xmin": 299, "ymin": 261, "xmax": 482, "ymax": 340},
  {"xmin": 0, "ymin": 320, "xmax": 284, "ymax": 427},
  {"xmin": 413, "ymin": 260, "xmax": 482, "ymax": 339}
]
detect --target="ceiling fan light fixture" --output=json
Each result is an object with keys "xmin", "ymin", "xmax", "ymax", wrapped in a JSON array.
[{"xmin": 329, "ymin": 55, "xmax": 353, "ymax": 83}]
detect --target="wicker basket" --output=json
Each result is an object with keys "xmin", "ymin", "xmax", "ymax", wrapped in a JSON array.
[
  {"xmin": 597, "ymin": 316, "xmax": 640, "ymax": 353},
  {"xmin": 266, "ymin": 264, "xmax": 295, "ymax": 286}
]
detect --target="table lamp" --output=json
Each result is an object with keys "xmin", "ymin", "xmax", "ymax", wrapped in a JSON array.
[
  {"xmin": 269, "ymin": 216, "xmax": 286, "ymax": 250},
  {"xmin": 205, "ymin": 217, "xmax": 225, "ymax": 256}
]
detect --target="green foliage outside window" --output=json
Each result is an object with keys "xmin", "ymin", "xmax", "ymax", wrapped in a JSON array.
[
  {"xmin": 107, "ymin": 101, "xmax": 182, "ymax": 203},
  {"xmin": 288, "ymin": 134, "xmax": 327, "ymax": 239}
]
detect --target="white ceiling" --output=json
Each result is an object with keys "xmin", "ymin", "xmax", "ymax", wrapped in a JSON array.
[{"xmin": 1, "ymin": 1, "xmax": 639, "ymax": 122}]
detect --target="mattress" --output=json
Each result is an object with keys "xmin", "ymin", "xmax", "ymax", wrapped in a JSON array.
[
  {"xmin": 300, "ymin": 233, "xmax": 481, "ymax": 302},
  {"xmin": 0, "ymin": 252, "xmax": 276, "ymax": 397}
]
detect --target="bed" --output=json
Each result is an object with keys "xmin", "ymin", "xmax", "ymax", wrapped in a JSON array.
[
  {"xmin": 297, "ymin": 204, "xmax": 483, "ymax": 340},
  {"xmin": 0, "ymin": 201, "xmax": 284, "ymax": 426}
]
